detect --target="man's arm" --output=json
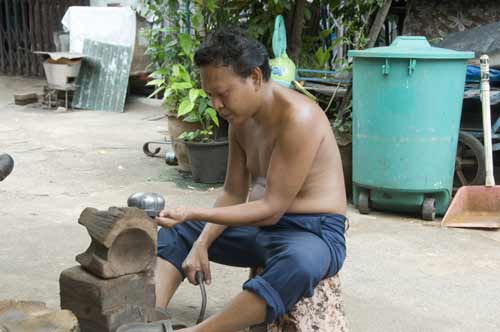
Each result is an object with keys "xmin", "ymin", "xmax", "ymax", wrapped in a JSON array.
[
  {"xmin": 194, "ymin": 126, "xmax": 250, "ymax": 248},
  {"xmin": 189, "ymin": 109, "xmax": 325, "ymax": 226},
  {"xmin": 176, "ymin": 126, "xmax": 250, "ymax": 284}
]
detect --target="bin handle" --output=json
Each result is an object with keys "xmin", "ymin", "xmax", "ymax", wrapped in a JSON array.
[
  {"xmin": 408, "ymin": 59, "xmax": 416, "ymax": 76},
  {"xmin": 382, "ymin": 59, "xmax": 390, "ymax": 75}
]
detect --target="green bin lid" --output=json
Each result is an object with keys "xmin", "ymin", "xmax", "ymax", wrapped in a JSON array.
[{"xmin": 348, "ymin": 36, "xmax": 474, "ymax": 59}]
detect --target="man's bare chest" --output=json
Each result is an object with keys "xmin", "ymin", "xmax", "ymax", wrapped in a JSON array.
[{"xmin": 239, "ymin": 128, "xmax": 277, "ymax": 178}]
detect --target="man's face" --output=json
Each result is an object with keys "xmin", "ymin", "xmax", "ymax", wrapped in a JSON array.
[{"xmin": 200, "ymin": 65, "xmax": 259, "ymax": 126}]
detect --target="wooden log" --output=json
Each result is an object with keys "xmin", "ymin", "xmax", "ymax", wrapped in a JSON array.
[{"xmin": 76, "ymin": 207, "xmax": 156, "ymax": 279}]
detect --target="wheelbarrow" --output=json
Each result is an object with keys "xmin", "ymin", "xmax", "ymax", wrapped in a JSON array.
[{"xmin": 443, "ymin": 55, "xmax": 500, "ymax": 228}]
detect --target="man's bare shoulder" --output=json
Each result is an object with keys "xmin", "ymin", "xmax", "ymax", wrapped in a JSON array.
[{"xmin": 279, "ymin": 88, "xmax": 330, "ymax": 136}]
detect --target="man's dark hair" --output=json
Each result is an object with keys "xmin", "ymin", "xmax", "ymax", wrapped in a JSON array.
[{"xmin": 194, "ymin": 28, "xmax": 271, "ymax": 81}]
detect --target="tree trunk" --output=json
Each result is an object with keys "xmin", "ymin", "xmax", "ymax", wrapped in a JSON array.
[
  {"xmin": 366, "ymin": 0, "xmax": 393, "ymax": 48},
  {"xmin": 288, "ymin": 0, "xmax": 307, "ymax": 63}
]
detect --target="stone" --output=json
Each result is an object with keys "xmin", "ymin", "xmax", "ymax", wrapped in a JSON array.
[
  {"xmin": 0, "ymin": 300, "xmax": 79, "ymax": 332},
  {"xmin": 76, "ymin": 207, "xmax": 156, "ymax": 279},
  {"xmin": 60, "ymin": 265, "xmax": 156, "ymax": 332},
  {"xmin": 14, "ymin": 93, "xmax": 38, "ymax": 105}
]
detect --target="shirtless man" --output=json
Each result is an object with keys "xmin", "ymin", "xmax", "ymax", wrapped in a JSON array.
[{"xmin": 155, "ymin": 29, "xmax": 347, "ymax": 332}]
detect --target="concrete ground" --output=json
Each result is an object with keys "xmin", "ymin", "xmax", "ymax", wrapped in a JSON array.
[{"xmin": 1, "ymin": 76, "xmax": 500, "ymax": 332}]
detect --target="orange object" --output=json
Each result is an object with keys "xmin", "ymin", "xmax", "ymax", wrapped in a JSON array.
[{"xmin": 442, "ymin": 55, "xmax": 500, "ymax": 229}]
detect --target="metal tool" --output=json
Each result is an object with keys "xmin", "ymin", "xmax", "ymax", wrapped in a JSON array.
[
  {"xmin": 127, "ymin": 192, "xmax": 165, "ymax": 218},
  {"xmin": 442, "ymin": 55, "xmax": 500, "ymax": 228},
  {"xmin": 0, "ymin": 154, "xmax": 14, "ymax": 182}
]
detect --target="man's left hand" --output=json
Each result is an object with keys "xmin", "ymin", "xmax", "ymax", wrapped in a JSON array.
[{"xmin": 156, "ymin": 207, "xmax": 192, "ymax": 228}]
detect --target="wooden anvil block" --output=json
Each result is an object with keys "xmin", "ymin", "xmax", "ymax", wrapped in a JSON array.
[{"xmin": 76, "ymin": 207, "xmax": 156, "ymax": 279}]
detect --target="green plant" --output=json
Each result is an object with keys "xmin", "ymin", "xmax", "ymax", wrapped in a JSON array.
[
  {"xmin": 141, "ymin": 0, "xmax": 384, "ymax": 142},
  {"xmin": 177, "ymin": 89, "xmax": 219, "ymax": 142},
  {"xmin": 142, "ymin": 0, "xmax": 222, "ymax": 141}
]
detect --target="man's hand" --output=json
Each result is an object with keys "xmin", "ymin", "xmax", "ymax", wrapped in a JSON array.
[
  {"xmin": 182, "ymin": 241, "xmax": 211, "ymax": 285},
  {"xmin": 156, "ymin": 207, "xmax": 191, "ymax": 228}
]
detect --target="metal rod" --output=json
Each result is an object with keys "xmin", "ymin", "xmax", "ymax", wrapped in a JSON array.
[{"xmin": 480, "ymin": 55, "xmax": 495, "ymax": 186}]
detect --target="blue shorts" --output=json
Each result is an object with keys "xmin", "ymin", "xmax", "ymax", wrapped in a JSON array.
[{"xmin": 157, "ymin": 213, "xmax": 347, "ymax": 323}]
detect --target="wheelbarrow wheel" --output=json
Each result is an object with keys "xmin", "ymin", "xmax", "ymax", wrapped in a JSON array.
[
  {"xmin": 422, "ymin": 197, "xmax": 436, "ymax": 221},
  {"xmin": 358, "ymin": 191, "xmax": 371, "ymax": 214},
  {"xmin": 454, "ymin": 132, "xmax": 485, "ymax": 192}
]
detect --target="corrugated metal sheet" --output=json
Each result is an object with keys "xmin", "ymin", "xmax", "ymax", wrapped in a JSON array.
[{"xmin": 72, "ymin": 39, "xmax": 132, "ymax": 112}]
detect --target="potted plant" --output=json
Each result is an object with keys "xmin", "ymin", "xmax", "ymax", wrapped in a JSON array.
[
  {"xmin": 178, "ymin": 91, "xmax": 228, "ymax": 184},
  {"xmin": 144, "ymin": 13, "xmax": 204, "ymax": 172},
  {"xmin": 147, "ymin": 62, "xmax": 204, "ymax": 172}
]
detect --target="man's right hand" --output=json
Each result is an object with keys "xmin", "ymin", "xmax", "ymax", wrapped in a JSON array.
[{"xmin": 182, "ymin": 241, "xmax": 211, "ymax": 285}]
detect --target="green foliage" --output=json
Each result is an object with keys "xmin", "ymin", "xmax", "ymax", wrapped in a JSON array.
[
  {"xmin": 141, "ymin": 0, "xmax": 220, "ymax": 142},
  {"xmin": 140, "ymin": 0, "xmax": 384, "ymax": 142}
]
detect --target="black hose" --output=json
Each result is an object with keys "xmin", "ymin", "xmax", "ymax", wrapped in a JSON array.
[{"xmin": 195, "ymin": 271, "xmax": 207, "ymax": 324}]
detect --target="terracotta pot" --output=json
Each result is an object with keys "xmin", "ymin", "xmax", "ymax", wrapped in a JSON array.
[{"xmin": 166, "ymin": 112, "xmax": 201, "ymax": 172}]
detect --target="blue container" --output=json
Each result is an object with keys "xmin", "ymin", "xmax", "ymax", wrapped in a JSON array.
[{"xmin": 348, "ymin": 36, "xmax": 474, "ymax": 220}]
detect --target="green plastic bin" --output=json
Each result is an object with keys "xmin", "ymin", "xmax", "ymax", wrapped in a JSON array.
[{"xmin": 348, "ymin": 36, "xmax": 474, "ymax": 220}]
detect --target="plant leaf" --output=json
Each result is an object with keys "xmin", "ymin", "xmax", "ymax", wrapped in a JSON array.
[
  {"xmin": 148, "ymin": 86, "xmax": 164, "ymax": 98},
  {"xmin": 178, "ymin": 99, "xmax": 195, "ymax": 116},
  {"xmin": 146, "ymin": 78, "xmax": 164, "ymax": 87},
  {"xmin": 172, "ymin": 82, "xmax": 193, "ymax": 90},
  {"xmin": 179, "ymin": 33, "xmax": 193, "ymax": 56},
  {"xmin": 183, "ymin": 114, "xmax": 199, "ymax": 123},
  {"xmin": 206, "ymin": 107, "xmax": 219, "ymax": 127},
  {"xmin": 178, "ymin": 65, "xmax": 191, "ymax": 82},
  {"xmin": 189, "ymin": 89, "xmax": 200, "ymax": 103}
]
